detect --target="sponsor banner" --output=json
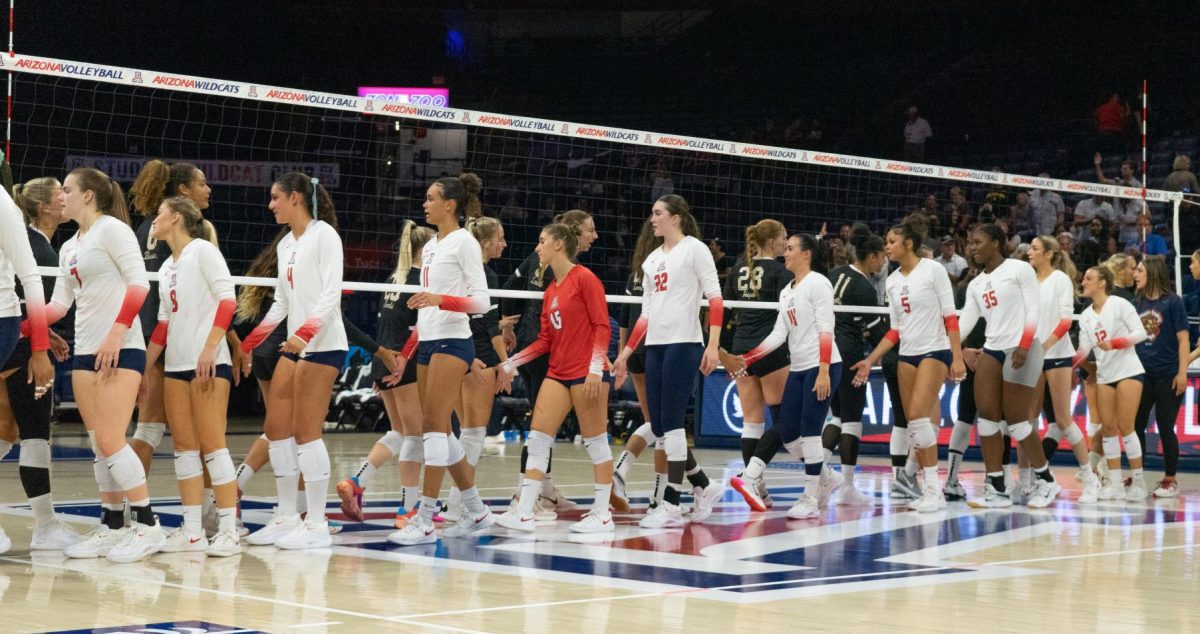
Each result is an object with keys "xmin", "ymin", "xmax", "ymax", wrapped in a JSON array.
[
  {"xmin": 357, "ymin": 86, "xmax": 449, "ymax": 107},
  {"xmin": 64, "ymin": 155, "xmax": 340, "ymax": 187},
  {"xmin": 8, "ymin": 53, "xmax": 1180, "ymax": 203}
]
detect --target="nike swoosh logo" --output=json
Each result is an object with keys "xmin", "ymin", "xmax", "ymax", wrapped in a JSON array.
[
  {"xmin": 423, "ymin": 529, "xmax": 435, "ymax": 536},
  {"xmin": 189, "ymin": 537, "xmax": 203, "ymax": 544},
  {"xmin": 602, "ymin": 519, "xmax": 612, "ymax": 525},
  {"xmin": 519, "ymin": 517, "xmax": 532, "ymax": 523}
]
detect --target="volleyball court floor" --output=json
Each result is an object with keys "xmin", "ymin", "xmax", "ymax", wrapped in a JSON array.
[{"xmin": 1, "ymin": 423, "xmax": 1196, "ymax": 633}]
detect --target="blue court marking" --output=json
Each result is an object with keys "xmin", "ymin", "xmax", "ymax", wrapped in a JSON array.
[{"xmin": 45, "ymin": 621, "xmax": 260, "ymax": 634}]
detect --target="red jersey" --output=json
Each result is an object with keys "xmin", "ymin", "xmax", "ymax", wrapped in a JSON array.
[{"xmin": 506, "ymin": 265, "xmax": 610, "ymax": 381}]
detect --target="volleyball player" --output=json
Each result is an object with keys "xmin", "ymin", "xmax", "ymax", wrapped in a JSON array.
[
  {"xmin": 388, "ymin": 174, "xmax": 496, "ymax": 546},
  {"xmin": 496, "ymin": 222, "xmax": 615, "ymax": 533},
  {"xmin": 1073, "ymin": 266, "xmax": 1147, "ymax": 501},
  {"xmin": 851, "ymin": 222, "xmax": 965, "ymax": 514},
  {"xmin": 241, "ymin": 173, "xmax": 346, "ymax": 549},
  {"xmin": 143, "ymin": 196, "xmax": 241, "ymax": 556},
  {"xmin": 612, "ymin": 195, "xmax": 724, "ymax": 529},
  {"xmin": 958, "ymin": 224, "xmax": 1058, "ymax": 508},
  {"xmin": 943, "ymin": 240, "xmax": 984, "ymax": 501},
  {"xmin": 727, "ymin": 234, "xmax": 841, "ymax": 519},
  {"xmin": 336, "ymin": 220, "xmax": 432, "ymax": 527},
  {"xmin": 1027, "ymin": 236, "xmax": 1100, "ymax": 503}
]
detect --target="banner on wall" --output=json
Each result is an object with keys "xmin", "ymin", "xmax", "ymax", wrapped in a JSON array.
[{"xmin": 64, "ymin": 156, "xmax": 341, "ymax": 187}]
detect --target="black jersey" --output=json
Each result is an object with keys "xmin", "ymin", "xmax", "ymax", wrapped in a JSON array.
[
  {"xmin": 828, "ymin": 264, "xmax": 888, "ymax": 360},
  {"xmin": 501, "ymin": 251, "xmax": 554, "ymax": 350},
  {"xmin": 724, "ymin": 256, "xmax": 791, "ymax": 353},
  {"xmin": 619, "ymin": 272, "xmax": 644, "ymax": 331},
  {"xmin": 134, "ymin": 214, "xmax": 172, "ymax": 336},
  {"xmin": 377, "ymin": 267, "xmax": 420, "ymax": 349},
  {"xmin": 15, "ymin": 227, "xmax": 58, "ymax": 310},
  {"xmin": 470, "ymin": 265, "xmax": 502, "ymax": 362}
]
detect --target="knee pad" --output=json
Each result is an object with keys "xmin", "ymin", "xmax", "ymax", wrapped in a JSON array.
[
  {"xmin": 174, "ymin": 450, "xmax": 203, "ymax": 481},
  {"xmin": 18, "ymin": 438, "xmax": 50, "ymax": 469},
  {"xmin": 399, "ymin": 436, "xmax": 424, "ymax": 463},
  {"xmin": 525, "ymin": 430, "xmax": 553, "ymax": 474},
  {"xmin": 204, "ymin": 448, "xmax": 236, "ymax": 486},
  {"xmin": 1063, "ymin": 425, "xmax": 1084, "ymax": 446},
  {"xmin": 1044, "ymin": 425, "xmax": 1064, "ymax": 442},
  {"xmin": 742, "ymin": 421, "xmax": 765, "ymax": 440},
  {"xmin": 1086, "ymin": 421, "xmax": 1101, "ymax": 437},
  {"xmin": 1122, "ymin": 432, "xmax": 1142, "ymax": 460},
  {"xmin": 423, "ymin": 432, "xmax": 450, "ymax": 467},
  {"xmin": 583, "ymin": 434, "xmax": 612, "ymax": 465},
  {"xmin": 977, "ymin": 418, "xmax": 1000, "ymax": 437},
  {"xmin": 1102, "ymin": 435, "xmax": 1121, "ymax": 459},
  {"xmin": 459, "ymin": 427, "xmax": 486, "ymax": 465},
  {"xmin": 377, "ymin": 430, "xmax": 405, "ymax": 456},
  {"xmin": 267, "ymin": 437, "xmax": 299, "ymax": 477},
  {"xmin": 132, "ymin": 422, "xmax": 166, "ymax": 449},
  {"xmin": 633, "ymin": 422, "xmax": 658, "ymax": 445},
  {"xmin": 998, "ymin": 420, "xmax": 1010, "ymax": 437},
  {"xmin": 663, "ymin": 428, "xmax": 687, "ymax": 462},
  {"xmin": 94, "ymin": 457, "xmax": 121, "ymax": 493},
  {"xmin": 949, "ymin": 421, "xmax": 972, "ymax": 453},
  {"xmin": 889, "ymin": 426, "xmax": 910, "ymax": 455},
  {"xmin": 840, "ymin": 421, "xmax": 863, "ymax": 438},
  {"xmin": 446, "ymin": 433, "xmax": 466, "ymax": 466},
  {"xmin": 106, "ymin": 445, "xmax": 147, "ymax": 491},
  {"xmin": 1008, "ymin": 421, "xmax": 1033, "ymax": 442},
  {"xmin": 908, "ymin": 418, "xmax": 937, "ymax": 449},
  {"xmin": 800, "ymin": 436, "xmax": 824, "ymax": 465},
  {"xmin": 296, "ymin": 439, "xmax": 331, "ymax": 481}
]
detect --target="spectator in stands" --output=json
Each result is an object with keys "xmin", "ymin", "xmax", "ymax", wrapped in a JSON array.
[
  {"xmin": 1073, "ymin": 193, "xmax": 1116, "ymax": 241},
  {"xmin": 1008, "ymin": 191, "xmax": 1032, "ymax": 238},
  {"xmin": 902, "ymin": 106, "xmax": 932, "ymax": 162},
  {"xmin": 984, "ymin": 167, "xmax": 1010, "ymax": 210},
  {"xmin": 920, "ymin": 193, "xmax": 939, "ymax": 215},
  {"xmin": 994, "ymin": 217, "xmax": 1022, "ymax": 252},
  {"xmin": 709, "ymin": 237, "xmax": 736, "ymax": 283},
  {"xmin": 1058, "ymin": 232, "xmax": 1076, "ymax": 264},
  {"xmin": 1094, "ymin": 153, "xmax": 1145, "ymax": 245},
  {"xmin": 944, "ymin": 186, "xmax": 973, "ymax": 233},
  {"xmin": 1094, "ymin": 93, "xmax": 1131, "ymax": 152},
  {"xmin": 839, "ymin": 223, "xmax": 853, "ymax": 243},
  {"xmin": 1029, "ymin": 176, "xmax": 1065, "ymax": 237},
  {"xmin": 1165, "ymin": 155, "xmax": 1199, "ymax": 193},
  {"xmin": 1126, "ymin": 214, "xmax": 1168, "ymax": 256},
  {"xmin": 936, "ymin": 235, "xmax": 968, "ymax": 284},
  {"xmin": 1077, "ymin": 217, "xmax": 1110, "ymax": 270}
]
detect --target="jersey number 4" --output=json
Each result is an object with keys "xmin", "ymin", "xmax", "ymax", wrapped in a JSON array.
[
  {"xmin": 653, "ymin": 272, "xmax": 669, "ymax": 293},
  {"xmin": 982, "ymin": 289, "xmax": 999, "ymax": 309}
]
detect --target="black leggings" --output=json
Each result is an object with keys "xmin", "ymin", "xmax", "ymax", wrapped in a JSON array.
[
  {"xmin": 957, "ymin": 367, "xmax": 977, "ymax": 425},
  {"xmin": 4, "ymin": 340, "xmax": 53, "ymax": 499},
  {"xmin": 1134, "ymin": 371, "xmax": 1183, "ymax": 477}
]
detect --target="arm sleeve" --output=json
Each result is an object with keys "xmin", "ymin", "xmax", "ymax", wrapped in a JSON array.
[
  {"xmin": 932, "ymin": 264, "xmax": 956, "ymax": 320},
  {"xmin": 108, "ymin": 220, "xmax": 151, "ymax": 329},
  {"xmin": 293, "ymin": 227, "xmax": 344, "ymax": 343},
  {"xmin": 1017, "ymin": 264, "xmax": 1040, "ymax": 349},
  {"xmin": 1072, "ymin": 322, "xmax": 1094, "ymax": 367},
  {"xmin": 438, "ymin": 239, "xmax": 490, "ymax": 314},
  {"xmin": 0, "ymin": 191, "xmax": 49, "ymax": 351},
  {"xmin": 695, "ymin": 242, "xmax": 723, "ymax": 328},
  {"xmin": 583, "ymin": 274, "xmax": 612, "ymax": 375}
]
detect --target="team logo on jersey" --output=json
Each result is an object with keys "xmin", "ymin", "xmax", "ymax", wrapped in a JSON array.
[
  {"xmin": 1140, "ymin": 309, "xmax": 1163, "ymax": 342},
  {"xmin": 549, "ymin": 310, "xmax": 562, "ymax": 330}
]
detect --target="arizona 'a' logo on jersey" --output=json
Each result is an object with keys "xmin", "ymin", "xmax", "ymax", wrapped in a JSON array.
[{"xmin": 548, "ymin": 296, "xmax": 562, "ymax": 329}]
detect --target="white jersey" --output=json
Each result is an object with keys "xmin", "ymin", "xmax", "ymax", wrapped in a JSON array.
[
  {"xmin": 417, "ymin": 228, "xmax": 489, "ymax": 341},
  {"xmin": 49, "ymin": 216, "xmax": 147, "ymax": 355},
  {"xmin": 960, "ymin": 258, "xmax": 1040, "ymax": 351},
  {"xmin": 1036, "ymin": 269, "xmax": 1075, "ymax": 360},
  {"xmin": 749, "ymin": 272, "xmax": 841, "ymax": 372},
  {"xmin": 156, "ymin": 240, "xmax": 234, "ymax": 372},
  {"xmin": 1078, "ymin": 295, "xmax": 1146, "ymax": 384},
  {"xmin": 0, "ymin": 188, "xmax": 45, "ymax": 320},
  {"xmin": 641, "ymin": 235, "xmax": 721, "ymax": 345},
  {"xmin": 885, "ymin": 258, "xmax": 956, "ymax": 356}
]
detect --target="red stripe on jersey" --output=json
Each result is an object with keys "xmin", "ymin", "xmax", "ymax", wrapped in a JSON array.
[
  {"xmin": 943, "ymin": 315, "xmax": 959, "ymax": 333},
  {"xmin": 440, "ymin": 294, "xmax": 489, "ymax": 314},
  {"xmin": 819, "ymin": 331, "xmax": 833, "ymax": 364},
  {"xmin": 241, "ymin": 317, "xmax": 283, "ymax": 354},
  {"xmin": 150, "ymin": 321, "xmax": 168, "ymax": 347},
  {"xmin": 708, "ymin": 297, "xmax": 724, "ymax": 328},
  {"xmin": 213, "ymin": 299, "xmax": 236, "ymax": 331},
  {"xmin": 115, "ymin": 284, "xmax": 149, "ymax": 328},
  {"xmin": 294, "ymin": 317, "xmax": 323, "ymax": 343},
  {"xmin": 624, "ymin": 316, "xmax": 648, "ymax": 353},
  {"xmin": 18, "ymin": 302, "xmax": 68, "ymax": 343},
  {"xmin": 1052, "ymin": 318, "xmax": 1071, "ymax": 341},
  {"xmin": 400, "ymin": 329, "xmax": 419, "ymax": 359},
  {"xmin": 884, "ymin": 329, "xmax": 900, "ymax": 345},
  {"xmin": 1109, "ymin": 337, "xmax": 1132, "ymax": 350},
  {"xmin": 1018, "ymin": 324, "xmax": 1036, "ymax": 350}
]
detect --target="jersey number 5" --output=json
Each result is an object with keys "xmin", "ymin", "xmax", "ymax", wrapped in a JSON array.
[
  {"xmin": 900, "ymin": 295, "xmax": 911, "ymax": 314},
  {"xmin": 653, "ymin": 272, "xmax": 669, "ymax": 293},
  {"xmin": 982, "ymin": 289, "xmax": 999, "ymax": 309}
]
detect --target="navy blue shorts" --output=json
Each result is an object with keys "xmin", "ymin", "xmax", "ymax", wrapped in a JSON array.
[
  {"xmin": 644, "ymin": 343, "xmax": 703, "ymax": 437},
  {"xmin": 417, "ymin": 337, "xmax": 474, "ymax": 366},
  {"xmin": 164, "ymin": 364, "xmax": 234, "ymax": 383},
  {"xmin": 281, "ymin": 349, "xmax": 345, "ymax": 370},
  {"xmin": 1104, "ymin": 373, "xmax": 1144, "ymax": 388},
  {"xmin": 0, "ymin": 316, "xmax": 19, "ymax": 370},
  {"xmin": 777, "ymin": 363, "xmax": 843, "ymax": 444},
  {"xmin": 1043, "ymin": 357, "xmax": 1073, "ymax": 371},
  {"xmin": 983, "ymin": 348, "xmax": 1006, "ymax": 365},
  {"xmin": 548, "ymin": 373, "xmax": 611, "ymax": 389},
  {"xmin": 899, "ymin": 349, "xmax": 951, "ymax": 368},
  {"xmin": 73, "ymin": 349, "xmax": 147, "ymax": 373}
]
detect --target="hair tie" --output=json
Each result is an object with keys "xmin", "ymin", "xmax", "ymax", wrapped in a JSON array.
[{"xmin": 310, "ymin": 177, "xmax": 319, "ymax": 216}]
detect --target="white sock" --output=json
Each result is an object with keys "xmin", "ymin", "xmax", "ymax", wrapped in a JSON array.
[
  {"xmin": 614, "ymin": 451, "xmax": 634, "ymax": 480},
  {"xmin": 353, "ymin": 461, "xmax": 376, "ymax": 486},
  {"xmin": 459, "ymin": 487, "xmax": 486, "ymax": 516},
  {"xmin": 217, "ymin": 507, "xmax": 236, "ymax": 532},
  {"xmin": 402, "ymin": 486, "xmax": 420, "ymax": 511},
  {"xmin": 842, "ymin": 467, "xmax": 855, "ymax": 485},
  {"xmin": 518, "ymin": 478, "xmax": 541, "ymax": 517},
  {"xmin": 295, "ymin": 488, "xmax": 308, "ymax": 515},
  {"xmin": 922, "ymin": 466, "xmax": 938, "ymax": 487},
  {"xmin": 202, "ymin": 489, "xmax": 216, "ymax": 516},
  {"xmin": 593, "ymin": 482, "xmax": 612, "ymax": 513},
  {"xmin": 744, "ymin": 456, "xmax": 766, "ymax": 480},
  {"xmin": 0, "ymin": 439, "xmax": 13, "ymax": 459},
  {"xmin": 30, "ymin": 493, "xmax": 56, "ymax": 526},
  {"xmin": 183, "ymin": 505, "xmax": 202, "ymax": 533},
  {"xmin": 235, "ymin": 463, "xmax": 255, "ymax": 489}
]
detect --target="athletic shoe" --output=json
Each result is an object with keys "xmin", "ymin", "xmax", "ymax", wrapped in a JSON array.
[
  {"xmin": 689, "ymin": 479, "xmax": 725, "ymax": 523},
  {"xmin": 837, "ymin": 485, "xmax": 873, "ymax": 506},
  {"xmin": 730, "ymin": 474, "xmax": 768, "ymax": 512},
  {"xmin": 968, "ymin": 482, "xmax": 1013, "ymax": 508},
  {"xmin": 943, "ymin": 480, "xmax": 967, "ymax": 501},
  {"xmin": 1153, "ymin": 479, "xmax": 1179, "ymax": 498},
  {"xmin": 235, "ymin": 516, "xmax": 249, "ymax": 538},
  {"xmin": 160, "ymin": 526, "xmax": 208, "ymax": 553},
  {"xmin": 484, "ymin": 434, "xmax": 505, "ymax": 445},
  {"xmin": 639, "ymin": 502, "xmax": 688, "ymax": 529},
  {"xmin": 245, "ymin": 513, "xmax": 301, "ymax": 546},
  {"xmin": 442, "ymin": 509, "xmax": 495, "ymax": 538},
  {"xmin": 533, "ymin": 496, "xmax": 559, "ymax": 522},
  {"xmin": 816, "ymin": 466, "xmax": 840, "ymax": 507},
  {"xmin": 570, "ymin": 509, "xmax": 615, "ymax": 534},
  {"xmin": 30, "ymin": 519, "xmax": 82, "ymax": 550},
  {"xmin": 442, "ymin": 489, "xmax": 463, "ymax": 524},
  {"xmin": 1077, "ymin": 468, "xmax": 1100, "ymax": 504},
  {"xmin": 609, "ymin": 472, "xmax": 631, "ymax": 513},
  {"xmin": 1026, "ymin": 479, "xmax": 1062, "ymax": 509},
  {"xmin": 106, "ymin": 519, "xmax": 166, "ymax": 563},
  {"xmin": 913, "ymin": 482, "xmax": 948, "ymax": 513},
  {"xmin": 394, "ymin": 506, "xmax": 419, "ymax": 529},
  {"xmin": 542, "ymin": 487, "xmax": 578, "ymax": 512},
  {"xmin": 1098, "ymin": 477, "xmax": 1124, "ymax": 501},
  {"xmin": 275, "ymin": 519, "xmax": 333, "ymax": 550},
  {"xmin": 495, "ymin": 509, "xmax": 537, "ymax": 532},
  {"xmin": 1006, "ymin": 481, "xmax": 1030, "ymax": 506},
  {"xmin": 65, "ymin": 525, "xmax": 125, "ymax": 559},
  {"xmin": 206, "ymin": 527, "xmax": 241, "ymax": 557},
  {"xmin": 1125, "ymin": 475, "xmax": 1148, "ymax": 502},
  {"xmin": 336, "ymin": 478, "xmax": 366, "ymax": 522},
  {"xmin": 891, "ymin": 471, "xmax": 920, "ymax": 500},
  {"xmin": 388, "ymin": 521, "xmax": 438, "ymax": 546},
  {"xmin": 202, "ymin": 503, "xmax": 220, "ymax": 539},
  {"xmin": 786, "ymin": 493, "xmax": 820, "ymax": 519},
  {"xmin": 757, "ymin": 477, "xmax": 774, "ymax": 509},
  {"xmin": 0, "ymin": 527, "xmax": 9, "ymax": 555}
]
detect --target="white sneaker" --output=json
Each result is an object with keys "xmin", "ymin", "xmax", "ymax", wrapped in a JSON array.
[
  {"xmin": 245, "ymin": 513, "xmax": 301, "ymax": 546},
  {"xmin": 106, "ymin": 520, "xmax": 167, "ymax": 563},
  {"xmin": 160, "ymin": 526, "xmax": 208, "ymax": 553},
  {"xmin": 570, "ymin": 509, "xmax": 615, "ymax": 534},
  {"xmin": 913, "ymin": 483, "xmax": 948, "ymax": 513},
  {"xmin": 1153, "ymin": 479, "xmax": 1179, "ymax": 498},
  {"xmin": 968, "ymin": 482, "xmax": 1013, "ymax": 508},
  {"xmin": 689, "ymin": 479, "xmax": 724, "ymax": 523},
  {"xmin": 1098, "ymin": 477, "xmax": 1124, "ymax": 501},
  {"xmin": 1125, "ymin": 475, "xmax": 1148, "ymax": 502},
  {"xmin": 442, "ymin": 509, "xmax": 494, "ymax": 538},
  {"xmin": 495, "ymin": 509, "xmax": 537, "ymax": 532},
  {"xmin": 1077, "ymin": 468, "xmax": 1100, "ymax": 504},
  {"xmin": 30, "ymin": 519, "xmax": 82, "ymax": 550},
  {"xmin": 1026, "ymin": 479, "xmax": 1062, "ymax": 509},
  {"xmin": 943, "ymin": 480, "xmax": 967, "ymax": 501},
  {"xmin": 533, "ymin": 496, "xmax": 559, "ymax": 522},
  {"xmin": 730, "ymin": 474, "xmax": 767, "ymax": 511},
  {"xmin": 816, "ymin": 467, "xmax": 840, "ymax": 507},
  {"xmin": 609, "ymin": 472, "xmax": 631, "ymax": 513},
  {"xmin": 639, "ymin": 502, "xmax": 688, "ymax": 528},
  {"xmin": 235, "ymin": 515, "xmax": 249, "ymax": 538},
  {"xmin": 0, "ymin": 527, "xmax": 9, "ymax": 554},
  {"xmin": 837, "ymin": 485, "xmax": 873, "ymax": 506},
  {"xmin": 387, "ymin": 520, "xmax": 438, "ymax": 546},
  {"xmin": 275, "ymin": 519, "xmax": 333, "ymax": 549},
  {"xmin": 65, "ymin": 525, "xmax": 125, "ymax": 559},
  {"xmin": 206, "ymin": 527, "xmax": 241, "ymax": 557},
  {"xmin": 786, "ymin": 493, "xmax": 820, "ymax": 519}
]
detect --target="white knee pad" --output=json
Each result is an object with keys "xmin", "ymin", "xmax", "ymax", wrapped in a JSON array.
[
  {"xmin": 1008, "ymin": 421, "xmax": 1033, "ymax": 442},
  {"xmin": 296, "ymin": 439, "xmax": 331, "ymax": 482},
  {"xmin": 1044, "ymin": 425, "xmax": 1064, "ymax": 442},
  {"xmin": 801, "ymin": 436, "xmax": 824, "ymax": 465},
  {"xmin": 977, "ymin": 418, "xmax": 1000, "ymax": 437},
  {"xmin": 889, "ymin": 426, "xmax": 910, "ymax": 454},
  {"xmin": 399, "ymin": 436, "xmax": 424, "ymax": 463},
  {"xmin": 423, "ymin": 432, "xmax": 450, "ymax": 467},
  {"xmin": 741, "ymin": 421, "xmax": 765, "ymax": 440},
  {"xmin": 459, "ymin": 427, "xmax": 486, "ymax": 465},
  {"xmin": 653, "ymin": 437, "xmax": 665, "ymax": 451},
  {"xmin": 267, "ymin": 437, "xmax": 300, "ymax": 477},
  {"xmin": 18, "ymin": 438, "xmax": 51, "ymax": 469},
  {"xmin": 132, "ymin": 422, "xmax": 166, "ymax": 449},
  {"xmin": 1063, "ymin": 424, "xmax": 1084, "ymax": 445},
  {"xmin": 106, "ymin": 445, "xmax": 147, "ymax": 491},
  {"xmin": 841, "ymin": 422, "xmax": 863, "ymax": 438},
  {"xmin": 93, "ymin": 457, "xmax": 121, "ymax": 493},
  {"xmin": 998, "ymin": 420, "xmax": 1010, "ymax": 437},
  {"xmin": 204, "ymin": 448, "xmax": 236, "ymax": 486},
  {"xmin": 1102, "ymin": 435, "xmax": 1121, "ymax": 459},
  {"xmin": 1086, "ymin": 422, "xmax": 1101, "ymax": 437},
  {"xmin": 663, "ymin": 428, "xmax": 687, "ymax": 462},
  {"xmin": 446, "ymin": 433, "xmax": 466, "ymax": 466},
  {"xmin": 583, "ymin": 434, "xmax": 612, "ymax": 465},
  {"xmin": 1122, "ymin": 432, "xmax": 1142, "ymax": 460},
  {"xmin": 377, "ymin": 430, "xmax": 405, "ymax": 456},
  {"xmin": 525, "ymin": 430, "xmax": 554, "ymax": 474},
  {"xmin": 633, "ymin": 422, "xmax": 658, "ymax": 445},
  {"xmin": 174, "ymin": 450, "xmax": 203, "ymax": 481},
  {"xmin": 908, "ymin": 418, "xmax": 937, "ymax": 449}
]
